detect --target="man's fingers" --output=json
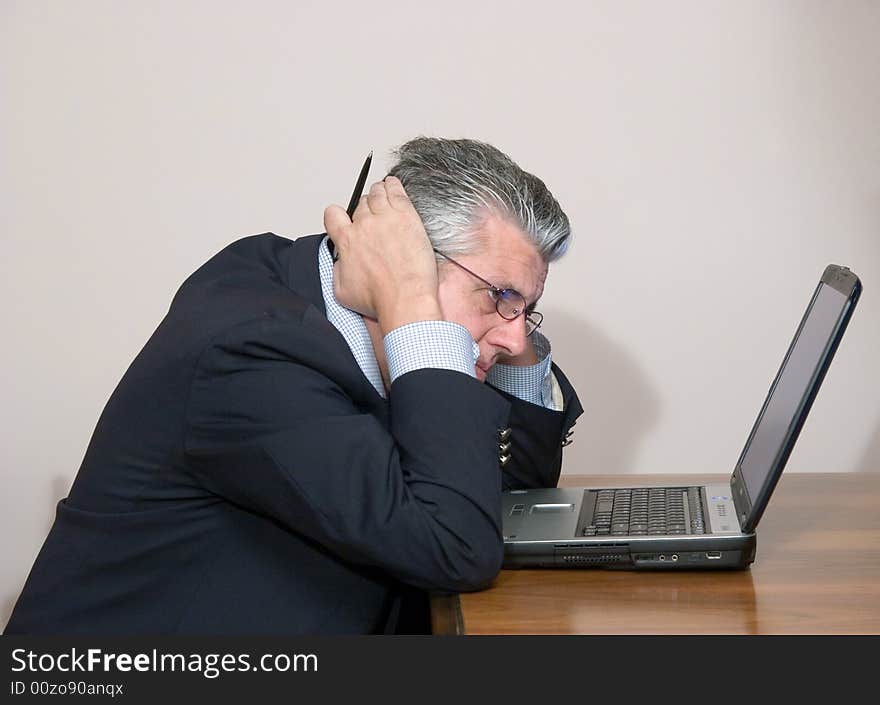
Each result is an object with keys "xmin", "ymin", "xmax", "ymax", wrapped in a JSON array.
[
  {"xmin": 366, "ymin": 181, "xmax": 390, "ymax": 212},
  {"xmin": 383, "ymin": 175, "xmax": 412, "ymax": 210},
  {"xmin": 323, "ymin": 204, "xmax": 351, "ymax": 247},
  {"xmin": 352, "ymin": 195, "xmax": 370, "ymax": 222}
]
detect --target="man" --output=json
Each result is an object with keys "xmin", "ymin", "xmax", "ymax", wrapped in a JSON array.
[{"xmin": 5, "ymin": 137, "xmax": 583, "ymax": 634}]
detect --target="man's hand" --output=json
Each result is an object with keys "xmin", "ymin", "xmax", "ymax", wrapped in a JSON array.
[{"xmin": 324, "ymin": 176, "xmax": 442, "ymax": 334}]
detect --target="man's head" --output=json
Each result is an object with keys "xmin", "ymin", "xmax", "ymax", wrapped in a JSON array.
[
  {"xmin": 387, "ymin": 137, "xmax": 572, "ymax": 377},
  {"xmin": 388, "ymin": 137, "xmax": 571, "ymax": 261}
]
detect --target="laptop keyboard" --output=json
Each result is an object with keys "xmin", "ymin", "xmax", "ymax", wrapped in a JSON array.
[{"xmin": 582, "ymin": 487, "xmax": 706, "ymax": 536}]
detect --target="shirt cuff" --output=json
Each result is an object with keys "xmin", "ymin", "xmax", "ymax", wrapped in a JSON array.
[
  {"xmin": 486, "ymin": 330, "xmax": 563, "ymax": 410},
  {"xmin": 385, "ymin": 321, "xmax": 479, "ymax": 385}
]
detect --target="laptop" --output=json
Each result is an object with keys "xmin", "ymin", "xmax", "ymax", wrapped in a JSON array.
[{"xmin": 503, "ymin": 264, "xmax": 862, "ymax": 570}]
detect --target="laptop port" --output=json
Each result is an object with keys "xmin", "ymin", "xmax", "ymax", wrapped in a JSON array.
[
  {"xmin": 706, "ymin": 551, "xmax": 722, "ymax": 560},
  {"xmin": 671, "ymin": 554, "xmax": 679, "ymax": 562},
  {"xmin": 659, "ymin": 555, "xmax": 666, "ymax": 561}
]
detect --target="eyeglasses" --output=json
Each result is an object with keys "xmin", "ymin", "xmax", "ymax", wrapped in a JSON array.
[{"xmin": 433, "ymin": 249, "xmax": 544, "ymax": 337}]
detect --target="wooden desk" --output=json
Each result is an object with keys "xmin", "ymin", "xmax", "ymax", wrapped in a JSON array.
[{"xmin": 431, "ymin": 472, "xmax": 880, "ymax": 634}]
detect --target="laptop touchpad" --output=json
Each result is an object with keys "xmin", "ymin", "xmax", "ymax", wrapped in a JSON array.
[{"xmin": 530, "ymin": 503, "xmax": 575, "ymax": 514}]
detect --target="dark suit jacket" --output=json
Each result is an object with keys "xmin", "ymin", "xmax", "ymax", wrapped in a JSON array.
[{"xmin": 5, "ymin": 233, "xmax": 583, "ymax": 634}]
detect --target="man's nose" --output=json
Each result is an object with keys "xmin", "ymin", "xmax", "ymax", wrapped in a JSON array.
[{"xmin": 489, "ymin": 315, "xmax": 529, "ymax": 357}]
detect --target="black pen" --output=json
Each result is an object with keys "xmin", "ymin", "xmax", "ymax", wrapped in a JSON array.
[
  {"xmin": 346, "ymin": 151, "xmax": 373, "ymax": 219},
  {"xmin": 329, "ymin": 151, "xmax": 372, "ymax": 261}
]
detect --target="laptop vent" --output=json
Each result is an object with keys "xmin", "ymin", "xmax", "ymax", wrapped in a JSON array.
[{"xmin": 555, "ymin": 549, "xmax": 631, "ymax": 566}]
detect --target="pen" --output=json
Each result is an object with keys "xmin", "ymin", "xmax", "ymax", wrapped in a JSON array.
[
  {"xmin": 347, "ymin": 151, "xmax": 373, "ymax": 219},
  {"xmin": 329, "ymin": 151, "xmax": 372, "ymax": 262}
]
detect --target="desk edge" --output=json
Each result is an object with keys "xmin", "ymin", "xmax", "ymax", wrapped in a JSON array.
[{"xmin": 429, "ymin": 592, "xmax": 464, "ymax": 635}]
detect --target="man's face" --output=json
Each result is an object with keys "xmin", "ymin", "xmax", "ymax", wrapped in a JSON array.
[{"xmin": 436, "ymin": 214, "xmax": 548, "ymax": 381}]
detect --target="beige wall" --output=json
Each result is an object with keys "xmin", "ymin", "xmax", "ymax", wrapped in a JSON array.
[{"xmin": 2, "ymin": 1, "xmax": 878, "ymax": 627}]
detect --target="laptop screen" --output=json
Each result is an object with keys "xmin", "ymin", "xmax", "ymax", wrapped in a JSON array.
[{"xmin": 739, "ymin": 282, "xmax": 850, "ymax": 507}]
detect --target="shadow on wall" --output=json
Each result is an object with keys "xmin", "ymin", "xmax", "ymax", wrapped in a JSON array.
[
  {"xmin": 1, "ymin": 473, "xmax": 73, "ymax": 632},
  {"xmin": 854, "ymin": 414, "xmax": 880, "ymax": 473},
  {"xmin": 547, "ymin": 309, "xmax": 662, "ymax": 475}
]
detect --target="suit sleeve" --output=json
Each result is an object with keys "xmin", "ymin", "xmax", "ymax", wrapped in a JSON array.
[
  {"xmin": 490, "ymin": 362, "xmax": 584, "ymax": 490},
  {"xmin": 182, "ymin": 317, "xmax": 512, "ymax": 593}
]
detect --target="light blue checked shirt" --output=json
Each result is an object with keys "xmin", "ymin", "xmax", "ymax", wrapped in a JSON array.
[{"xmin": 317, "ymin": 236, "xmax": 562, "ymax": 410}]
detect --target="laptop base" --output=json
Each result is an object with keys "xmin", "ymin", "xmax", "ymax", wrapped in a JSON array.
[{"xmin": 503, "ymin": 533, "xmax": 756, "ymax": 570}]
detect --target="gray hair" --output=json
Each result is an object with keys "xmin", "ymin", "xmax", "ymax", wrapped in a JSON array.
[{"xmin": 387, "ymin": 137, "xmax": 571, "ymax": 263}]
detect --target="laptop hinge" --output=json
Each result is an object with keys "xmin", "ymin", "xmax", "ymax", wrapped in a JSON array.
[{"xmin": 730, "ymin": 468, "xmax": 753, "ymax": 532}]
